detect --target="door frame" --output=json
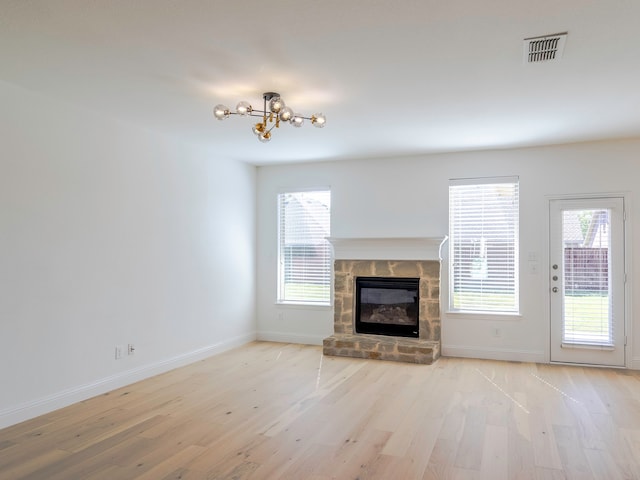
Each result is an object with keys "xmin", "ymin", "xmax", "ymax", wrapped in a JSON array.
[{"xmin": 545, "ymin": 192, "xmax": 633, "ymax": 368}]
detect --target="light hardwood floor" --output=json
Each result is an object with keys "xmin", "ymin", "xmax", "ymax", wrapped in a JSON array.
[{"xmin": 1, "ymin": 341, "xmax": 640, "ymax": 479}]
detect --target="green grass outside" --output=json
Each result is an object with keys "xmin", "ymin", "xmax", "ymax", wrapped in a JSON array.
[
  {"xmin": 283, "ymin": 283, "xmax": 330, "ymax": 303},
  {"xmin": 452, "ymin": 292, "xmax": 518, "ymax": 312},
  {"xmin": 563, "ymin": 293, "xmax": 611, "ymax": 342}
]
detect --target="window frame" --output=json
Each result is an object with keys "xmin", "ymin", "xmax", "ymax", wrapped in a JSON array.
[
  {"xmin": 448, "ymin": 176, "xmax": 520, "ymax": 315},
  {"xmin": 277, "ymin": 188, "xmax": 332, "ymax": 306}
]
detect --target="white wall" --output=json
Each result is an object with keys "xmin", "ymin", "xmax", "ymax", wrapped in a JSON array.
[
  {"xmin": 257, "ymin": 141, "xmax": 640, "ymax": 368},
  {"xmin": 0, "ymin": 81, "xmax": 257, "ymax": 428}
]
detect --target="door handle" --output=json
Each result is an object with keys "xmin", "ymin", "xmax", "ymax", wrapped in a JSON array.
[{"xmin": 552, "ymin": 287, "xmax": 558, "ymax": 293}]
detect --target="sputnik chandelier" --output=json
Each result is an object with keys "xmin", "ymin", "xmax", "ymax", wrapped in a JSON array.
[{"xmin": 213, "ymin": 92, "xmax": 326, "ymax": 143}]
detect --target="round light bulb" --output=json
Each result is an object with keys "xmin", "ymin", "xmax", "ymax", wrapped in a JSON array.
[
  {"xmin": 258, "ymin": 131, "xmax": 272, "ymax": 143},
  {"xmin": 279, "ymin": 106, "xmax": 293, "ymax": 122},
  {"xmin": 290, "ymin": 114, "xmax": 304, "ymax": 128},
  {"xmin": 311, "ymin": 113, "xmax": 326, "ymax": 128},
  {"xmin": 236, "ymin": 101, "xmax": 252, "ymax": 115},
  {"xmin": 213, "ymin": 104, "xmax": 230, "ymax": 120},
  {"xmin": 252, "ymin": 123, "xmax": 265, "ymax": 135},
  {"xmin": 269, "ymin": 96, "xmax": 285, "ymax": 114}
]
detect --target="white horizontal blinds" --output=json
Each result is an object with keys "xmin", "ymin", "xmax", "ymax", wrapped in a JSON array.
[
  {"xmin": 278, "ymin": 190, "xmax": 331, "ymax": 304},
  {"xmin": 449, "ymin": 177, "xmax": 519, "ymax": 313},
  {"xmin": 562, "ymin": 209, "xmax": 613, "ymax": 346}
]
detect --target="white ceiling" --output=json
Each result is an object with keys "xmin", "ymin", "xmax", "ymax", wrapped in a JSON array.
[{"xmin": 2, "ymin": 0, "xmax": 640, "ymax": 165}]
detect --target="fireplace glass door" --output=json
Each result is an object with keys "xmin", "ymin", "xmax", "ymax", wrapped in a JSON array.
[{"xmin": 355, "ymin": 277, "xmax": 420, "ymax": 338}]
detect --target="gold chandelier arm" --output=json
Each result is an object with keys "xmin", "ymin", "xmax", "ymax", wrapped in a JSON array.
[
  {"xmin": 227, "ymin": 110, "xmax": 268, "ymax": 117},
  {"xmin": 266, "ymin": 122, "xmax": 278, "ymax": 134}
]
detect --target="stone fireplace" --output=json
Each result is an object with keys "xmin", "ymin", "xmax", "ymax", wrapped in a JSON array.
[{"xmin": 323, "ymin": 237, "xmax": 446, "ymax": 364}]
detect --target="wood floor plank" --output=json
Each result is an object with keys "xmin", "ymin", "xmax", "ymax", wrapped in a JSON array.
[
  {"xmin": 479, "ymin": 425, "xmax": 508, "ymax": 479},
  {"xmin": 1, "ymin": 342, "xmax": 640, "ymax": 479},
  {"xmin": 454, "ymin": 406, "xmax": 487, "ymax": 470},
  {"xmin": 506, "ymin": 395, "xmax": 536, "ymax": 479},
  {"xmin": 132, "ymin": 445, "xmax": 208, "ymax": 480},
  {"xmin": 551, "ymin": 424, "xmax": 594, "ymax": 479},
  {"xmin": 583, "ymin": 448, "xmax": 626, "ymax": 480},
  {"xmin": 528, "ymin": 404, "xmax": 563, "ymax": 470},
  {"xmin": 423, "ymin": 437, "xmax": 460, "ymax": 479},
  {"xmin": 276, "ymin": 443, "xmax": 339, "ymax": 479},
  {"xmin": 0, "ymin": 448, "xmax": 70, "ymax": 479},
  {"xmin": 326, "ymin": 428, "xmax": 392, "ymax": 479}
]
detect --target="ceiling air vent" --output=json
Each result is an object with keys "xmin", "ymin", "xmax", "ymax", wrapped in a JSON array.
[{"xmin": 523, "ymin": 32, "xmax": 567, "ymax": 63}]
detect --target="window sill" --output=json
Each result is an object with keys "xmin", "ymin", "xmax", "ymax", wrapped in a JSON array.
[
  {"xmin": 276, "ymin": 301, "xmax": 332, "ymax": 310},
  {"xmin": 561, "ymin": 342, "xmax": 614, "ymax": 351}
]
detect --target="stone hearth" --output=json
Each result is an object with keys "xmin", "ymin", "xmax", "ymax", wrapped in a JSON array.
[{"xmin": 323, "ymin": 237, "xmax": 446, "ymax": 365}]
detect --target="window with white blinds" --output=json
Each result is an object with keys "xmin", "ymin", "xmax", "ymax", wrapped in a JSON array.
[
  {"xmin": 277, "ymin": 190, "xmax": 331, "ymax": 305},
  {"xmin": 449, "ymin": 177, "xmax": 519, "ymax": 313},
  {"xmin": 562, "ymin": 209, "xmax": 613, "ymax": 346}
]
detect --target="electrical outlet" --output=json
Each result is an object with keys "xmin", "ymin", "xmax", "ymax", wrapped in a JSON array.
[
  {"xmin": 128, "ymin": 344, "xmax": 135, "ymax": 355},
  {"xmin": 115, "ymin": 345, "xmax": 123, "ymax": 359}
]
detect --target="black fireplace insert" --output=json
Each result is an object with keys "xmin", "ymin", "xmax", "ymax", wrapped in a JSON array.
[{"xmin": 355, "ymin": 277, "xmax": 419, "ymax": 338}]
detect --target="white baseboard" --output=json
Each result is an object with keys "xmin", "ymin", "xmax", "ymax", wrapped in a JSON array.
[
  {"xmin": 442, "ymin": 344, "xmax": 546, "ymax": 363},
  {"xmin": 0, "ymin": 332, "xmax": 256, "ymax": 430},
  {"xmin": 257, "ymin": 330, "xmax": 326, "ymax": 346},
  {"xmin": 442, "ymin": 346, "xmax": 640, "ymax": 370}
]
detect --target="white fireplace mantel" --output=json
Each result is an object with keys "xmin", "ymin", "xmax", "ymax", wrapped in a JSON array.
[{"xmin": 327, "ymin": 236, "xmax": 448, "ymax": 261}]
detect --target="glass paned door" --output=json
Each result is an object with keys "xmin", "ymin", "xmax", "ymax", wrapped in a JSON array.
[{"xmin": 549, "ymin": 198, "xmax": 625, "ymax": 366}]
